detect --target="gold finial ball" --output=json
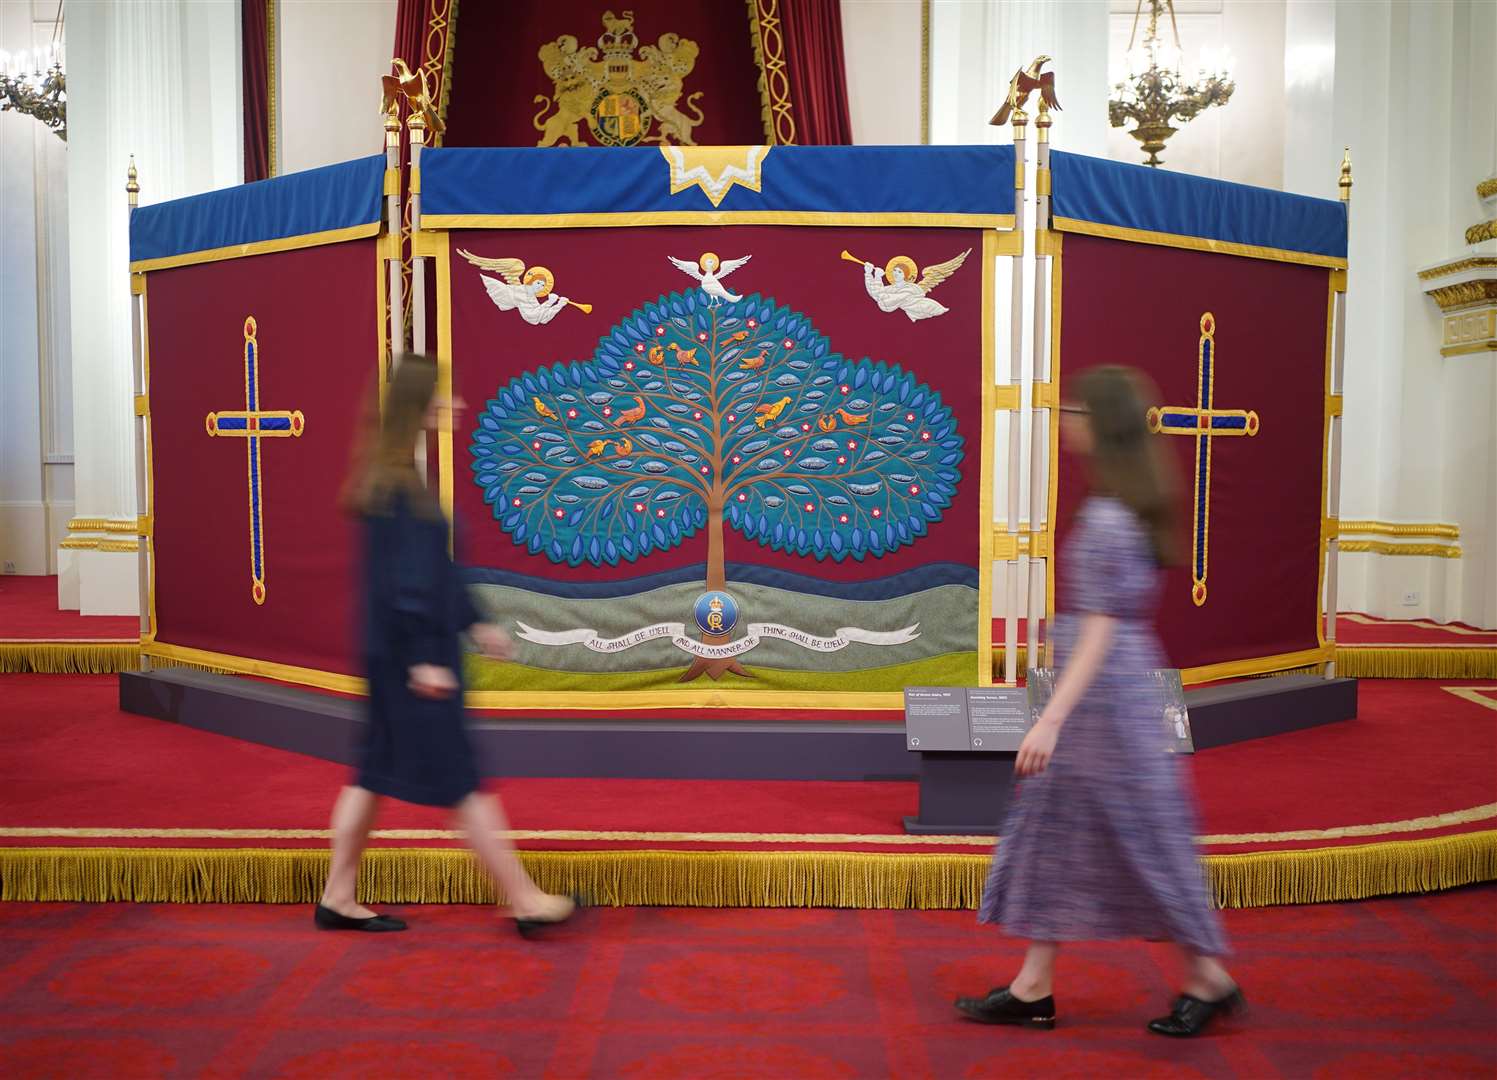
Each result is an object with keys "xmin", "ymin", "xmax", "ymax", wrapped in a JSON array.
[
  {"xmin": 1339, "ymin": 147, "xmax": 1353, "ymax": 200},
  {"xmin": 126, "ymin": 155, "xmax": 140, "ymax": 197}
]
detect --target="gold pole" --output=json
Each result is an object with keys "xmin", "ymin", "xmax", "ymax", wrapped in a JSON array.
[{"xmin": 1325, "ymin": 148, "xmax": 1351, "ymax": 677}]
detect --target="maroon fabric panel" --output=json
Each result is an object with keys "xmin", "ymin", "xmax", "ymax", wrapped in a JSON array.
[
  {"xmin": 241, "ymin": 0, "xmax": 270, "ymax": 182},
  {"xmin": 442, "ymin": 2, "xmax": 767, "ymax": 147},
  {"xmin": 393, "ymin": 0, "xmax": 424, "ymax": 67},
  {"xmin": 449, "ymin": 225, "xmax": 984, "ymax": 583},
  {"xmin": 1056, "ymin": 233, "xmax": 1329, "ymax": 670},
  {"xmin": 147, "ymin": 241, "xmax": 380, "ymax": 676},
  {"xmin": 781, "ymin": 0, "xmax": 853, "ymax": 145}
]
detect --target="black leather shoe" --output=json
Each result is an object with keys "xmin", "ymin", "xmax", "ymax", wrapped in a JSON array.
[
  {"xmin": 954, "ymin": 986, "xmax": 1056, "ymax": 1029},
  {"xmin": 314, "ymin": 903, "xmax": 407, "ymax": 932},
  {"xmin": 513, "ymin": 894, "xmax": 582, "ymax": 939},
  {"xmin": 1147, "ymin": 988, "xmax": 1244, "ymax": 1037}
]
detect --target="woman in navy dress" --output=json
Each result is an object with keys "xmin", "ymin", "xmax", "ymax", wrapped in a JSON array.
[
  {"xmin": 956, "ymin": 366, "xmax": 1240, "ymax": 1037},
  {"xmin": 315, "ymin": 355, "xmax": 575, "ymax": 935}
]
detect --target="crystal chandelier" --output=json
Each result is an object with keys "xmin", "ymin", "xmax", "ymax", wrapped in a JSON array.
[
  {"xmin": 1109, "ymin": 0, "xmax": 1233, "ymax": 167},
  {"xmin": 0, "ymin": 4, "xmax": 66, "ymax": 142}
]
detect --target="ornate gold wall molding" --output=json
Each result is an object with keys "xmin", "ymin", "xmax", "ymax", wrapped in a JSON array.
[
  {"xmin": 65, "ymin": 518, "xmax": 139, "ymax": 535},
  {"xmin": 1339, "ymin": 520, "xmax": 1460, "ymax": 540},
  {"xmin": 1466, "ymin": 220, "xmax": 1497, "ymax": 246},
  {"xmin": 1418, "ymin": 256, "xmax": 1497, "ymax": 281},
  {"xmin": 1340, "ymin": 540, "xmax": 1462, "ymax": 559}
]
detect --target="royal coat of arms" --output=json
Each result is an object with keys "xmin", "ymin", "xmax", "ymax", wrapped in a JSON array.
[{"xmin": 532, "ymin": 10, "xmax": 706, "ymax": 148}]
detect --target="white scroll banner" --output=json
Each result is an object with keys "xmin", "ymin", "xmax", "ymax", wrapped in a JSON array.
[{"xmin": 514, "ymin": 621, "xmax": 920, "ymax": 659}]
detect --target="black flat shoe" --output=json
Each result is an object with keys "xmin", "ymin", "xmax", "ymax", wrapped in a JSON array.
[
  {"xmin": 1147, "ymin": 988, "xmax": 1244, "ymax": 1037},
  {"xmin": 954, "ymin": 986, "xmax": 1056, "ymax": 1029},
  {"xmin": 513, "ymin": 895, "xmax": 582, "ymax": 939},
  {"xmin": 314, "ymin": 903, "xmax": 407, "ymax": 932}
]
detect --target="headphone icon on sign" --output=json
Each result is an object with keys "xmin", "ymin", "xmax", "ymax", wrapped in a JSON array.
[{"xmin": 973, "ymin": 738, "xmax": 984, "ymax": 747}]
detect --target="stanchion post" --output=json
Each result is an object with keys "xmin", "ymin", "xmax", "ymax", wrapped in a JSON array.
[
  {"xmin": 1002, "ymin": 110, "xmax": 1029, "ymax": 686},
  {"xmin": 383, "ymin": 99, "xmax": 405, "ymax": 371},
  {"xmin": 127, "ymin": 158, "xmax": 153, "ymax": 668},
  {"xmin": 1026, "ymin": 105, "xmax": 1055, "ymax": 677},
  {"xmin": 1325, "ymin": 149, "xmax": 1351, "ymax": 678}
]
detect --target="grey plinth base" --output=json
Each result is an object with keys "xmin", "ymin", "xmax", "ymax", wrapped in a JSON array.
[{"xmin": 118, "ymin": 668, "xmax": 915, "ymax": 782}]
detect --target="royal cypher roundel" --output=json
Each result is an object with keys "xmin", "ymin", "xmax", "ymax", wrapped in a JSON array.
[{"xmin": 469, "ymin": 290, "xmax": 963, "ymax": 580}]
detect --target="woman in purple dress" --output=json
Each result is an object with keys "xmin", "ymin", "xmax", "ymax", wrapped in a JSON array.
[{"xmin": 955, "ymin": 366, "xmax": 1240, "ymax": 1038}]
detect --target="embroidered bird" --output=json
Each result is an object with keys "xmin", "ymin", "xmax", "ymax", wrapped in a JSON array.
[
  {"xmin": 990, "ymin": 55, "xmax": 1061, "ymax": 127},
  {"xmin": 615, "ymin": 436, "xmax": 633, "ymax": 455},
  {"xmin": 754, "ymin": 396, "xmax": 792, "ymax": 429},
  {"xmin": 817, "ymin": 414, "xmax": 838, "ymax": 432},
  {"xmin": 667, "ymin": 343, "xmax": 700, "ymax": 365},
  {"xmin": 613, "ymin": 396, "xmax": 647, "ymax": 426},
  {"xmin": 727, "ymin": 330, "xmax": 750, "ymax": 342},
  {"xmin": 739, "ymin": 349, "xmax": 767, "ymax": 371},
  {"xmin": 836, "ymin": 407, "xmax": 870, "ymax": 426},
  {"xmin": 533, "ymin": 397, "xmax": 560, "ymax": 420},
  {"xmin": 586, "ymin": 439, "xmax": 611, "ymax": 458},
  {"xmin": 667, "ymin": 251, "xmax": 752, "ymax": 307},
  {"xmin": 647, "ymin": 344, "xmax": 666, "ymax": 365}
]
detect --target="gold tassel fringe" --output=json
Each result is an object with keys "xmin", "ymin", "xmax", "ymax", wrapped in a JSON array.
[
  {"xmin": 4, "ymin": 831, "xmax": 1492, "ymax": 909},
  {"xmin": 1334, "ymin": 647, "xmax": 1497, "ymax": 679},
  {"xmin": 0, "ymin": 643, "xmax": 140, "ymax": 674}
]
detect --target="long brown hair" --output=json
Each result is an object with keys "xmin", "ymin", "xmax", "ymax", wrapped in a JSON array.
[
  {"xmin": 342, "ymin": 354, "xmax": 441, "ymax": 517},
  {"xmin": 1075, "ymin": 365, "xmax": 1184, "ymax": 567}
]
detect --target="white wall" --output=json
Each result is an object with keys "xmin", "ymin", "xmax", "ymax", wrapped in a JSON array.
[
  {"xmin": 840, "ymin": 0, "xmax": 923, "ymax": 144},
  {"xmin": 278, "ymin": 0, "xmax": 397, "ymax": 174},
  {"xmin": 1282, "ymin": 0, "xmax": 1497, "ymax": 627},
  {"xmin": 0, "ymin": 0, "xmax": 71, "ymax": 576}
]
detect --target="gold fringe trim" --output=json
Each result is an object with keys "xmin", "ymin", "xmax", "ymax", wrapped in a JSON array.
[
  {"xmin": 4, "ymin": 832, "xmax": 1492, "ymax": 909},
  {"xmin": 0, "ymin": 643, "xmax": 140, "ymax": 674},
  {"xmin": 1335, "ymin": 647, "xmax": 1497, "ymax": 679}
]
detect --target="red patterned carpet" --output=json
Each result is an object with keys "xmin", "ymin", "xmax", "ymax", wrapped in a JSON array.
[
  {"xmin": 0, "ymin": 886, "xmax": 1493, "ymax": 1078},
  {"xmin": 0, "ymin": 575, "xmax": 136, "ymax": 640}
]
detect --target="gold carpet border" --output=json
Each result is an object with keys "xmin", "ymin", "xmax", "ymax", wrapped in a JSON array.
[
  {"xmin": 4, "ymin": 801, "xmax": 1493, "ymax": 847},
  {"xmin": 2, "ymin": 831, "xmax": 1492, "ymax": 909}
]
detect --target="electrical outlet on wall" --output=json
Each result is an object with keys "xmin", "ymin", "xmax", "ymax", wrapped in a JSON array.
[{"xmin": 1402, "ymin": 591, "xmax": 1420, "ymax": 607}]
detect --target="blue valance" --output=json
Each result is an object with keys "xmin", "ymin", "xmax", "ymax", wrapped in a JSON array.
[
  {"xmin": 1050, "ymin": 151, "xmax": 1347, "ymax": 266},
  {"xmin": 421, "ymin": 145, "xmax": 1015, "ymax": 228},
  {"xmin": 129, "ymin": 155, "xmax": 385, "ymax": 270}
]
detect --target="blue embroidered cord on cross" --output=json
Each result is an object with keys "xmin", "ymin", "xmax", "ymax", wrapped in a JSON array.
[
  {"xmin": 204, "ymin": 315, "xmax": 306, "ymax": 605},
  {"xmin": 1145, "ymin": 312, "xmax": 1260, "ymax": 607}
]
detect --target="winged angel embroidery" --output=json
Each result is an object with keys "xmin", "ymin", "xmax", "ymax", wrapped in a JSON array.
[{"xmin": 843, "ymin": 249, "xmax": 973, "ymax": 322}]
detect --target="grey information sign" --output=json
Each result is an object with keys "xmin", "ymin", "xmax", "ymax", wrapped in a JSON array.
[
  {"xmin": 1028, "ymin": 668, "xmax": 1194, "ymax": 754},
  {"xmin": 903, "ymin": 688, "xmax": 970, "ymax": 751},
  {"xmin": 965, "ymin": 687, "xmax": 1032, "ymax": 751}
]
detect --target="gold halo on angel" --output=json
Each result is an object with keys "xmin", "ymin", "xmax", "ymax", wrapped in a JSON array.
[{"xmin": 455, "ymin": 249, "xmax": 593, "ymax": 325}]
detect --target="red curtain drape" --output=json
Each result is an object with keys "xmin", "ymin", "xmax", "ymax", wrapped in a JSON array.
[
  {"xmin": 781, "ymin": 0, "xmax": 853, "ymax": 145},
  {"xmin": 241, "ymin": 0, "xmax": 271, "ymax": 182}
]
